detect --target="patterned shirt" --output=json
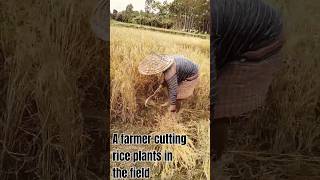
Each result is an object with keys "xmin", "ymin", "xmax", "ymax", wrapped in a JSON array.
[
  {"xmin": 164, "ymin": 56, "xmax": 199, "ymax": 105},
  {"xmin": 212, "ymin": 0, "xmax": 283, "ymax": 70}
]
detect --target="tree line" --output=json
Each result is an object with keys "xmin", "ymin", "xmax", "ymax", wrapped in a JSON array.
[{"xmin": 111, "ymin": 0, "xmax": 210, "ymax": 34}]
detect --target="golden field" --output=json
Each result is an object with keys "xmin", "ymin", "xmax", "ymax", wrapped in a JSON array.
[{"xmin": 110, "ymin": 26, "xmax": 210, "ymax": 179}]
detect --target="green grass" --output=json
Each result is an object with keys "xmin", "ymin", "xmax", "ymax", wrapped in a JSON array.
[{"xmin": 111, "ymin": 20, "xmax": 209, "ymax": 39}]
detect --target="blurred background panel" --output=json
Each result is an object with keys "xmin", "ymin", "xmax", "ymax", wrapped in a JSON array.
[{"xmin": 0, "ymin": 0, "xmax": 109, "ymax": 179}]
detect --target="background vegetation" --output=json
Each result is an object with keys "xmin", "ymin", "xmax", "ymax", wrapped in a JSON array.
[{"xmin": 111, "ymin": 0, "xmax": 210, "ymax": 33}]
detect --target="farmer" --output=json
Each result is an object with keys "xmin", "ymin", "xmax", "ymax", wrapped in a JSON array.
[
  {"xmin": 211, "ymin": 0, "xmax": 285, "ymax": 160},
  {"xmin": 138, "ymin": 54, "xmax": 200, "ymax": 113}
]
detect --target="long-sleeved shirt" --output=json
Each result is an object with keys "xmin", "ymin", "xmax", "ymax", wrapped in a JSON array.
[
  {"xmin": 164, "ymin": 56, "xmax": 199, "ymax": 105},
  {"xmin": 210, "ymin": 0, "xmax": 283, "ymax": 119},
  {"xmin": 212, "ymin": 0, "xmax": 283, "ymax": 70}
]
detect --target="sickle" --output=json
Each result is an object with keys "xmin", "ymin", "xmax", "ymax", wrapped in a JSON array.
[{"xmin": 144, "ymin": 84, "xmax": 163, "ymax": 107}]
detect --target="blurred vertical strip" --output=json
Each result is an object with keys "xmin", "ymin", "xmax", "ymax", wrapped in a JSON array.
[
  {"xmin": 0, "ymin": 0, "xmax": 109, "ymax": 179},
  {"xmin": 88, "ymin": 0, "xmax": 110, "ymax": 178},
  {"xmin": 210, "ymin": 0, "xmax": 217, "ymax": 179}
]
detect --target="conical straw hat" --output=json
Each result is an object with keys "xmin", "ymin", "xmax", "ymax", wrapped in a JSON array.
[{"xmin": 138, "ymin": 54, "xmax": 174, "ymax": 75}]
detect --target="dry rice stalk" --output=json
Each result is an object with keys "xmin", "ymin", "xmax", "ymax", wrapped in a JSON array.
[{"xmin": 150, "ymin": 113, "xmax": 199, "ymax": 179}]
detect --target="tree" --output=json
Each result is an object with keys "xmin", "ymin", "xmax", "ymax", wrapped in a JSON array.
[
  {"xmin": 126, "ymin": 4, "xmax": 134, "ymax": 12},
  {"xmin": 123, "ymin": 4, "xmax": 134, "ymax": 22},
  {"xmin": 145, "ymin": 0, "xmax": 154, "ymax": 13},
  {"xmin": 112, "ymin": 9, "xmax": 118, "ymax": 19},
  {"xmin": 112, "ymin": 0, "xmax": 210, "ymax": 33},
  {"xmin": 115, "ymin": 12, "xmax": 124, "ymax": 22}
]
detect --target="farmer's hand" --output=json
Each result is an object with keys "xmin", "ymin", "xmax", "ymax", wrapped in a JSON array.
[
  {"xmin": 169, "ymin": 105, "xmax": 177, "ymax": 113},
  {"xmin": 169, "ymin": 105, "xmax": 177, "ymax": 119}
]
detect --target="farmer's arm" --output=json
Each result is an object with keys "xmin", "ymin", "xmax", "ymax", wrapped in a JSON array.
[{"xmin": 164, "ymin": 63, "xmax": 177, "ymax": 112}]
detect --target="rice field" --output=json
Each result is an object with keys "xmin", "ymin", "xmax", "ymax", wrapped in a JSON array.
[{"xmin": 110, "ymin": 26, "xmax": 210, "ymax": 179}]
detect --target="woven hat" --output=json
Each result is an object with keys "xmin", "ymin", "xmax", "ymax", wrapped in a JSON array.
[
  {"xmin": 138, "ymin": 54, "xmax": 174, "ymax": 75},
  {"xmin": 215, "ymin": 53, "xmax": 283, "ymax": 119}
]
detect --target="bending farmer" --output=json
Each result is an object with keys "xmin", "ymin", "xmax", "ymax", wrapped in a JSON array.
[
  {"xmin": 138, "ymin": 54, "xmax": 200, "ymax": 113},
  {"xmin": 211, "ymin": 0, "xmax": 285, "ymax": 160}
]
